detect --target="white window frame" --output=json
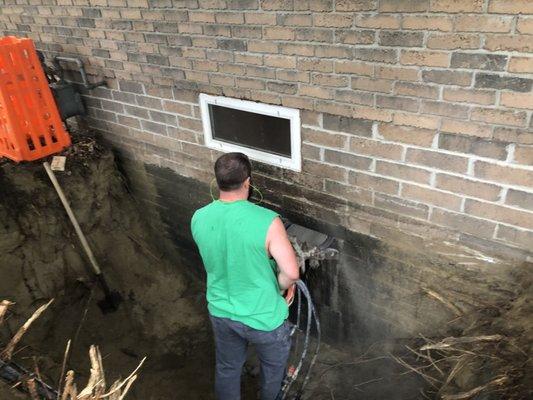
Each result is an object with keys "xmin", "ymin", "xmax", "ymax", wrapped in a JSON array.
[{"xmin": 199, "ymin": 93, "xmax": 301, "ymax": 172}]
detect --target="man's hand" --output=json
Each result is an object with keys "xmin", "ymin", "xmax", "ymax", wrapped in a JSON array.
[{"xmin": 266, "ymin": 217, "xmax": 299, "ymax": 291}]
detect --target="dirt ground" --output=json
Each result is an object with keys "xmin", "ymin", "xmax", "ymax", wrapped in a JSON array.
[{"xmin": 0, "ymin": 131, "xmax": 529, "ymax": 399}]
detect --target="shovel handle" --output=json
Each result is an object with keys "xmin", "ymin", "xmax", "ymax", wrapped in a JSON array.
[{"xmin": 43, "ymin": 162, "xmax": 102, "ymax": 276}]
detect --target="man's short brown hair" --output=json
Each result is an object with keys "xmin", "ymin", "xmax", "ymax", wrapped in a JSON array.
[{"xmin": 214, "ymin": 152, "xmax": 251, "ymax": 191}]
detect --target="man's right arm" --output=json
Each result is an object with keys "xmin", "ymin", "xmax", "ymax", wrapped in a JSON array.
[{"xmin": 266, "ymin": 217, "xmax": 299, "ymax": 290}]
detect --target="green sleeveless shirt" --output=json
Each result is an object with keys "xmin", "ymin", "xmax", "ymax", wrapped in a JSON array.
[{"xmin": 191, "ymin": 200, "xmax": 288, "ymax": 331}]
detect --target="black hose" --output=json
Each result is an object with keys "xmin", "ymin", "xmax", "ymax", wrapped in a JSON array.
[
  {"xmin": 280, "ymin": 279, "xmax": 321, "ymax": 400},
  {"xmin": 0, "ymin": 358, "xmax": 58, "ymax": 399},
  {"xmin": 295, "ymin": 281, "xmax": 321, "ymax": 398}
]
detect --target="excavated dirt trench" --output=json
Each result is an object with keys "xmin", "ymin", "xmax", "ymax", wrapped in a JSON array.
[{"xmin": 0, "ymin": 132, "xmax": 530, "ymax": 399}]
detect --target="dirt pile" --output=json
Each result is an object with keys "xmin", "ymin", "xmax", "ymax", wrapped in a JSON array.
[{"xmin": 0, "ymin": 132, "xmax": 216, "ymax": 398}]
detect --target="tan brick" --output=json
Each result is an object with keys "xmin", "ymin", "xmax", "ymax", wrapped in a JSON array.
[
  {"xmin": 436, "ymin": 174, "xmax": 502, "ymax": 202},
  {"xmin": 378, "ymin": 123, "xmax": 436, "ymax": 147},
  {"xmin": 474, "ymin": 161, "xmax": 533, "ymax": 187},
  {"xmin": 355, "ymin": 14, "xmax": 400, "ymax": 29},
  {"xmin": 350, "ymin": 137, "xmax": 403, "ymax": 160},
  {"xmin": 295, "ymin": 28, "xmax": 334, "ymax": 43},
  {"xmin": 189, "ymin": 11, "xmax": 215, "ymax": 23},
  {"xmin": 422, "ymin": 101, "xmax": 469, "ymax": 119},
  {"xmin": 379, "ymin": 0, "xmax": 427, "ymax": 12},
  {"xmin": 276, "ymin": 69, "xmax": 310, "ymax": 83},
  {"xmin": 430, "ymin": 209, "xmax": 496, "ymax": 238},
  {"xmin": 264, "ymin": 55, "xmax": 296, "ymax": 68},
  {"xmin": 395, "ymin": 82, "xmax": 439, "ymax": 99},
  {"xmin": 248, "ymin": 40, "xmax": 278, "ymax": 53},
  {"xmin": 219, "ymin": 63, "xmax": 245, "ymax": 74},
  {"xmin": 377, "ymin": 95, "xmax": 419, "ymax": 112},
  {"xmin": 353, "ymin": 106, "xmax": 393, "ymax": 122},
  {"xmin": 352, "ymin": 77, "xmax": 393, "ymax": 93},
  {"xmin": 443, "ymin": 88, "xmax": 495, "ymax": 105},
  {"xmin": 185, "ymin": 70, "xmax": 210, "ymax": 83},
  {"xmin": 302, "ymin": 143, "xmax": 321, "ymax": 160},
  {"xmin": 315, "ymin": 45, "xmax": 354, "ymax": 59},
  {"xmin": 299, "ymin": 85, "xmax": 334, "ymax": 100},
  {"xmin": 252, "ymin": 91, "xmax": 282, "ymax": 105},
  {"xmin": 335, "ymin": 0, "xmax": 377, "ymax": 12},
  {"xmin": 400, "ymin": 51, "xmax": 449, "ymax": 67},
  {"xmin": 422, "ymin": 70, "xmax": 472, "ymax": 86},
  {"xmin": 324, "ymin": 149, "xmax": 373, "ymax": 170},
  {"xmin": 471, "ymin": 108, "xmax": 527, "ymax": 128},
  {"xmin": 261, "ymin": 0, "xmax": 295, "ymax": 10},
  {"xmin": 215, "ymin": 12, "xmax": 244, "ymax": 24},
  {"xmin": 209, "ymin": 74, "xmax": 235, "ymax": 86},
  {"xmin": 334, "ymin": 61, "xmax": 374, "ymax": 76},
  {"xmin": 235, "ymin": 77, "xmax": 265, "ymax": 90},
  {"xmin": 393, "ymin": 113, "xmax": 440, "ymax": 130},
  {"xmin": 500, "ymin": 92, "xmax": 533, "ymax": 111},
  {"xmin": 279, "ymin": 43, "xmax": 315, "ymax": 56},
  {"xmin": 335, "ymin": 29, "xmax": 376, "ymax": 45},
  {"xmin": 315, "ymin": 101, "xmax": 354, "ymax": 117},
  {"xmin": 375, "ymin": 66, "xmax": 419, "ymax": 81},
  {"xmin": 349, "ymin": 171, "xmax": 400, "ymax": 195},
  {"xmin": 496, "ymin": 225, "xmax": 533, "ymax": 249},
  {"xmin": 376, "ymin": 160, "xmax": 431, "ymax": 184},
  {"xmin": 403, "ymin": 184, "xmax": 463, "ymax": 211},
  {"xmin": 303, "ymin": 127, "xmax": 347, "ymax": 149},
  {"xmin": 406, "ymin": 148, "xmax": 469, "ymax": 173},
  {"xmin": 427, "ymin": 33, "xmax": 480, "ymax": 50},
  {"xmin": 301, "ymin": 110, "xmax": 321, "ymax": 126},
  {"xmin": 430, "ymin": 0, "xmax": 483, "ymax": 12},
  {"xmin": 245, "ymin": 13, "xmax": 277, "ymax": 25},
  {"xmin": 441, "ymin": 119, "xmax": 492, "ymax": 138},
  {"xmin": 455, "ymin": 16, "xmax": 513, "ymax": 33},
  {"xmin": 493, "ymin": 128, "xmax": 533, "ymax": 146},
  {"xmin": 277, "ymin": 13, "xmax": 313, "ymax": 26},
  {"xmin": 304, "ymin": 160, "xmax": 347, "ymax": 182},
  {"xmin": 516, "ymin": 17, "xmax": 533, "ymax": 34},
  {"xmin": 162, "ymin": 100, "xmax": 192, "ymax": 115},
  {"xmin": 465, "ymin": 199, "xmax": 533, "ymax": 230},
  {"xmin": 264, "ymin": 26, "xmax": 295, "ymax": 40},
  {"xmin": 402, "ymin": 16, "xmax": 453, "ymax": 31},
  {"xmin": 297, "ymin": 58, "xmax": 333, "ymax": 72},
  {"xmin": 488, "ymin": 0, "xmax": 533, "ymax": 14},
  {"xmin": 508, "ymin": 57, "xmax": 533, "ymax": 74},
  {"xmin": 506, "ymin": 189, "xmax": 533, "ymax": 211},
  {"xmin": 312, "ymin": 73, "xmax": 349, "ymax": 87},
  {"xmin": 485, "ymin": 35, "xmax": 533, "ymax": 52},
  {"xmin": 513, "ymin": 145, "xmax": 533, "ymax": 166},
  {"xmin": 314, "ymin": 13, "xmax": 353, "ymax": 28},
  {"xmin": 193, "ymin": 59, "xmax": 218, "ymax": 71},
  {"xmin": 235, "ymin": 53, "xmax": 263, "ymax": 65}
]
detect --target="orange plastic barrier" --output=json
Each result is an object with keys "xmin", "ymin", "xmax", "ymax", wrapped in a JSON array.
[{"xmin": 0, "ymin": 36, "xmax": 70, "ymax": 162}]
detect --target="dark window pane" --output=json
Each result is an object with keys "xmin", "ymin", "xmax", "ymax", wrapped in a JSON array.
[{"xmin": 209, "ymin": 104, "xmax": 291, "ymax": 157}]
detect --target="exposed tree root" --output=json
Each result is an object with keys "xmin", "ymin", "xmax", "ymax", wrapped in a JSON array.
[{"xmin": 0, "ymin": 299, "xmax": 145, "ymax": 400}]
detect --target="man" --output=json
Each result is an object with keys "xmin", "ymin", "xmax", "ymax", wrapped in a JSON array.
[{"xmin": 191, "ymin": 152, "xmax": 300, "ymax": 400}]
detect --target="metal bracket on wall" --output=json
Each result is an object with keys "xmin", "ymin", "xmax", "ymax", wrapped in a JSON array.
[{"xmin": 53, "ymin": 56, "xmax": 107, "ymax": 90}]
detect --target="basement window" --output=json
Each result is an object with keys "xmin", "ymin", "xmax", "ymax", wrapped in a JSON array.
[{"xmin": 199, "ymin": 94, "xmax": 301, "ymax": 171}]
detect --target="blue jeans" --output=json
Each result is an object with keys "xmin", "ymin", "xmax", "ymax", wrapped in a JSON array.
[{"xmin": 209, "ymin": 315, "xmax": 291, "ymax": 400}]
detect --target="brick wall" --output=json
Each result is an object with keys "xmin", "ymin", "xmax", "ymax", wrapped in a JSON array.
[{"xmin": 1, "ymin": 0, "xmax": 532, "ymax": 260}]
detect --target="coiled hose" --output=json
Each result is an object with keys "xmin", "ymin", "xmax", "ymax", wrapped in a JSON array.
[{"xmin": 278, "ymin": 279, "xmax": 321, "ymax": 400}]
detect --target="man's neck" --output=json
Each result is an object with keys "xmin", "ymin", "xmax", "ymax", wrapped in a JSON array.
[{"xmin": 219, "ymin": 189, "xmax": 247, "ymax": 202}]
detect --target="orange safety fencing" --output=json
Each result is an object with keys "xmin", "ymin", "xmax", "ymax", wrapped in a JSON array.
[{"xmin": 0, "ymin": 36, "xmax": 71, "ymax": 162}]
